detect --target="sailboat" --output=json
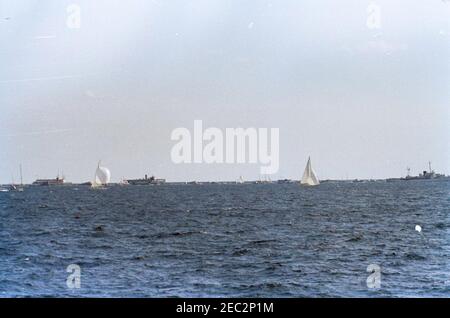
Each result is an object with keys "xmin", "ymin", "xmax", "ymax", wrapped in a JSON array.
[
  {"xmin": 301, "ymin": 156, "xmax": 320, "ymax": 186},
  {"xmin": 9, "ymin": 165, "xmax": 24, "ymax": 192},
  {"xmin": 14, "ymin": 164, "xmax": 25, "ymax": 191},
  {"xmin": 91, "ymin": 161, "xmax": 111, "ymax": 189}
]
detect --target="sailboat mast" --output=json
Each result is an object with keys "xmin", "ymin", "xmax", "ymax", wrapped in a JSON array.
[
  {"xmin": 20, "ymin": 164, "xmax": 23, "ymax": 185},
  {"xmin": 308, "ymin": 157, "xmax": 311, "ymax": 175}
]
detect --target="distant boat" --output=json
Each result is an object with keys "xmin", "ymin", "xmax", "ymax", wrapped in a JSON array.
[
  {"xmin": 300, "ymin": 156, "xmax": 320, "ymax": 186},
  {"xmin": 256, "ymin": 175, "xmax": 272, "ymax": 184},
  {"xmin": 33, "ymin": 175, "xmax": 65, "ymax": 186},
  {"xmin": 9, "ymin": 184, "xmax": 23, "ymax": 192},
  {"xmin": 126, "ymin": 174, "xmax": 165, "ymax": 185},
  {"xmin": 91, "ymin": 161, "xmax": 111, "ymax": 188},
  {"xmin": 119, "ymin": 177, "xmax": 129, "ymax": 186},
  {"xmin": 10, "ymin": 164, "xmax": 25, "ymax": 191},
  {"xmin": 387, "ymin": 162, "xmax": 450, "ymax": 182},
  {"xmin": 402, "ymin": 162, "xmax": 449, "ymax": 180},
  {"xmin": 237, "ymin": 176, "xmax": 244, "ymax": 184}
]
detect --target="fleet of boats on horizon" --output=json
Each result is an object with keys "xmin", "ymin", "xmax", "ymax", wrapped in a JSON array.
[{"xmin": 1, "ymin": 158, "xmax": 449, "ymax": 192}]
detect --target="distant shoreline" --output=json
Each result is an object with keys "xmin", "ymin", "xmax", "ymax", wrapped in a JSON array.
[{"xmin": 2, "ymin": 177, "xmax": 450, "ymax": 187}]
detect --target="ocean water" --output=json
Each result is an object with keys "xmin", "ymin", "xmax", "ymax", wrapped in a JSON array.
[{"xmin": 0, "ymin": 181, "xmax": 449, "ymax": 297}]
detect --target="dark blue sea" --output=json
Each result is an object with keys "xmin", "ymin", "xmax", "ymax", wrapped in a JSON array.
[{"xmin": 0, "ymin": 181, "xmax": 449, "ymax": 297}]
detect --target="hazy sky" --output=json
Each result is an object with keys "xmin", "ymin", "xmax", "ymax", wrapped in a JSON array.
[{"xmin": 1, "ymin": 0, "xmax": 449, "ymax": 183}]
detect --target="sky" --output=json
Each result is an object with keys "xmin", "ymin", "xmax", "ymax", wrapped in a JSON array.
[{"xmin": 0, "ymin": 0, "xmax": 449, "ymax": 183}]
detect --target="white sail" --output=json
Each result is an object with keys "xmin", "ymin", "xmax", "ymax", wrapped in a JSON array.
[
  {"xmin": 301, "ymin": 157, "xmax": 320, "ymax": 186},
  {"xmin": 92, "ymin": 161, "xmax": 111, "ymax": 187}
]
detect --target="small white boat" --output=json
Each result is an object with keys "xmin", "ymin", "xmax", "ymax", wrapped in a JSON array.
[
  {"xmin": 300, "ymin": 156, "xmax": 320, "ymax": 186},
  {"xmin": 119, "ymin": 178, "xmax": 129, "ymax": 186},
  {"xmin": 10, "ymin": 184, "xmax": 24, "ymax": 192}
]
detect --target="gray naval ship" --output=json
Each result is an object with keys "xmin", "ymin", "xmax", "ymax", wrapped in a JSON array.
[
  {"xmin": 387, "ymin": 162, "xmax": 449, "ymax": 182},
  {"xmin": 126, "ymin": 174, "xmax": 166, "ymax": 185}
]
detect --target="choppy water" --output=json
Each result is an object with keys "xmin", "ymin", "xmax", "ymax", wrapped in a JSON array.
[{"xmin": 0, "ymin": 181, "xmax": 449, "ymax": 297}]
